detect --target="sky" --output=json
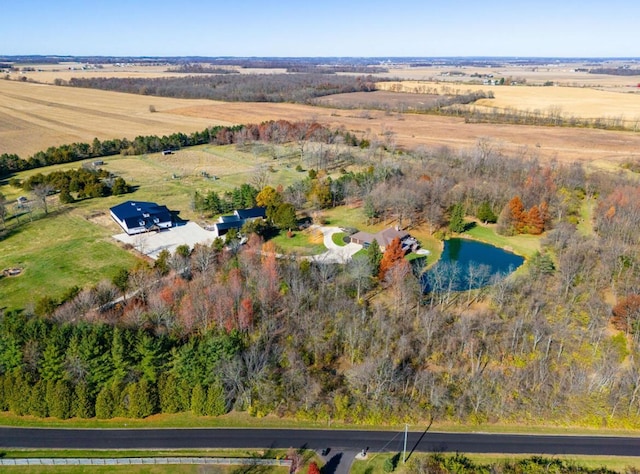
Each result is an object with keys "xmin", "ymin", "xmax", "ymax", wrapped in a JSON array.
[{"xmin": 3, "ymin": 0, "xmax": 639, "ymax": 58}]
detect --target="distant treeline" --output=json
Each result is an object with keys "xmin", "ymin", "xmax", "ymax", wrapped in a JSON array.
[
  {"xmin": 285, "ymin": 65, "xmax": 389, "ymax": 74},
  {"xmin": 589, "ymin": 67, "xmax": 640, "ymax": 76},
  {"xmin": 457, "ymin": 106, "xmax": 638, "ymax": 131},
  {"xmin": 0, "ymin": 120, "xmax": 354, "ymax": 179},
  {"xmin": 60, "ymin": 74, "xmax": 379, "ymax": 102},
  {"xmin": 166, "ymin": 63, "xmax": 238, "ymax": 74}
]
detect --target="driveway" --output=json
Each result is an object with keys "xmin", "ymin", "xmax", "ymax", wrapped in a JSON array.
[
  {"xmin": 311, "ymin": 226, "xmax": 362, "ymax": 264},
  {"xmin": 113, "ymin": 222, "xmax": 215, "ymax": 259}
]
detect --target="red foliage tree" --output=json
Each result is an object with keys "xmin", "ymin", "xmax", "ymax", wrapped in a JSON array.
[
  {"xmin": 307, "ymin": 461, "xmax": 321, "ymax": 474},
  {"xmin": 612, "ymin": 294, "xmax": 640, "ymax": 333},
  {"xmin": 238, "ymin": 297, "xmax": 254, "ymax": 331},
  {"xmin": 378, "ymin": 237, "xmax": 406, "ymax": 280}
]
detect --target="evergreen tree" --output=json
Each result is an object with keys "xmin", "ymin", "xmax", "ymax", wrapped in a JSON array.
[
  {"xmin": 137, "ymin": 332, "xmax": 162, "ymax": 383},
  {"xmin": 0, "ymin": 374, "xmax": 6, "ymax": 411},
  {"xmin": 205, "ymin": 381, "xmax": 227, "ymax": 416},
  {"xmin": 367, "ymin": 239, "xmax": 383, "ymax": 277},
  {"xmin": 155, "ymin": 250, "xmax": 171, "ymax": 276},
  {"xmin": 191, "ymin": 383, "xmax": 206, "ymax": 415},
  {"xmin": 476, "ymin": 201, "xmax": 497, "ymax": 223},
  {"xmin": 73, "ymin": 380, "xmax": 95, "ymax": 418},
  {"xmin": 49, "ymin": 380, "xmax": 72, "ymax": 419},
  {"xmin": 449, "ymin": 202, "xmax": 466, "ymax": 233},
  {"xmin": 6, "ymin": 372, "xmax": 29, "ymax": 416},
  {"xmin": 95, "ymin": 384, "xmax": 116, "ymax": 419},
  {"xmin": 29, "ymin": 380, "xmax": 48, "ymax": 418},
  {"xmin": 158, "ymin": 373, "xmax": 181, "ymax": 414},
  {"xmin": 41, "ymin": 340, "xmax": 64, "ymax": 382},
  {"xmin": 110, "ymin": 327, "xmax": 130, "ymax": 384},
  {"xmin": 126, "ymin": 379, "xmax": 157, "ymax": 418}
]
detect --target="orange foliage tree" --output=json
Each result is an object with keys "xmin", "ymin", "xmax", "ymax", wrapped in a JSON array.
[
  {"xmin": 612, "ymin": 294, "xmax": 640, "ymax": 334},
  {"xmin": 378, "ymin": 237, "xmax": 406, "ymax": 280}
]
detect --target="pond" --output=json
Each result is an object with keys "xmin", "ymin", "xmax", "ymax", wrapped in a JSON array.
[{"xmin": 421, "ymin": 238, "xmax": 524, "ymax": 293}]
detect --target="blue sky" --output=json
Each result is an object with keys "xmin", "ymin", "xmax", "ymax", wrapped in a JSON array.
[{"xmin": 3, "ymin": 0, "xmax": 638, "ymax": 57}]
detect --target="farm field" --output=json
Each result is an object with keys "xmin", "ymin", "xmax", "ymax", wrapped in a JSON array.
[
  {"xmin": 3, "ymin": 79, "xmax": 640, "ymax": 170},
  {"xmin": 376, "ymin": 80, "xmax": 640, "ymax": 126}
]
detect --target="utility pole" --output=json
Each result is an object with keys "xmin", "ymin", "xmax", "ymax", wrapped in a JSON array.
[{"xmin": 403, "ymin": 423, "xmax": 408, "ymax": 464}]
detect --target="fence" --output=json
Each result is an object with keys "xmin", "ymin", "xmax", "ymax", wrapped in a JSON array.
[{"xmin": 0, "ymin": 457, "xmax": 293, "ymax": 467}]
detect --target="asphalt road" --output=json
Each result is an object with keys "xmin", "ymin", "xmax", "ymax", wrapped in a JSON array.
[{"xmin": 0, "ymin": 427, "xmax": 639, "ymax": 457}]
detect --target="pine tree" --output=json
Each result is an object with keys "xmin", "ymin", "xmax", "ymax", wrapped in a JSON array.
[
  {"xmin": 191, "ymin": 383, "xmax": 206, "ymax": 416},
  {"xmin": 449, "ymin": 202, "xmax": 466, "ymax": 233},
  {"xmin": 158, "ymin": 373, "xmax": 181, "ymax": 414},
  {"xmin": 367, "ymin": 239, "xmax": 383, "ymax": 277},
  {"xmin": 95, "ymin": 384, "xmax": 116, "ymax": 419},
  {"xmin": 476, "ymin": 201, "xmax": 497, "ymax": 223},
  {"xmin": 29, "ymin": 380, "xmax": 48, "ymax": 418},
  {"xmin": 205, "ymin": 382, "xmax": 227, "ymax": 416},
  {"xmin": 48, "ymin": 380, "xmax": 72, "ymax": 419},
  {"xmin": 73, "ymin": 381, "xmax": 95, "ymax": 418}
]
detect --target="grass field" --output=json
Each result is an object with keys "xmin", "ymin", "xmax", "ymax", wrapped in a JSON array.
[{"xmin": 0, "ymin": 210, "xmax": 139, "ymax": 311}]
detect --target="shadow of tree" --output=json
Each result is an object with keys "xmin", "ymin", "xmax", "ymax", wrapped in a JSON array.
[{"xmin": 320, "ymin": 452, "xmax": 342, "ymax": 474}]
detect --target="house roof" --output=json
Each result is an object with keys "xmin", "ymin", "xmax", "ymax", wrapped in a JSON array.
[
  {"xmin": 110, "ymin": 201, "xmax": 172, "ymax": 230},
  {"xmin": 350, "ymin": 227, "xmax": 409, "ymax": 248},
  {"xmin": 219, "ymin": 214, "xmax": 241, "ymax": 223},
  {"xmin": 235, "ymin": 207, "xmax": 266, "ymax": 220},
  {"xmin": 375, "ymin": 228, "xmax": 409, "ymax": 248},
  {"xmin": 350, "ymin": 231, "xmax": 374, "ymax": 243}
]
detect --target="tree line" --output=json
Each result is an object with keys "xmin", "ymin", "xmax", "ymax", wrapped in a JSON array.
[
  {"xmin": 0, "ymin": 120, "xmax": 355, "ymax": 179},
  {"xmin": 60, "ymin": 74, "xmax": 380, "ymax": 103}
]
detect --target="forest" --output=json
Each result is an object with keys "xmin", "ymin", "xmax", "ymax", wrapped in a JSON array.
[
  {"xmin": 2, "ymin": 126, "xmax": 640, "ymax": 429},
  {"xmin": 61, "ymin": 73, "xmax": 380, "ymax": 102}
]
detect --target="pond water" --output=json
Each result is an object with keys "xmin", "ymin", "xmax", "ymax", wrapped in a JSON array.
[{"xmin": 421, "ymin": 238, "xmax": 524, "ymax": 292}]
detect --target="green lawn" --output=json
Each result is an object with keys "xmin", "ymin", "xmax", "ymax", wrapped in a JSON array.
[
  {"xmin": 463, "ymin": 223, "xmax": 540, "ymax": 258},
  {"xmin": 351, "ymin": 452, "xmax": 640, "ymax": 474},
  {"xmin": 332, "ymin": 232, "xmax": 347, "ymax": 246},
  {"xmin": 0, "ymin": 211, "xmax": 139, "ymax": 311},
  {"xmin": 270, "ymin": 229, "xmax": 327, "ymax": 255}
]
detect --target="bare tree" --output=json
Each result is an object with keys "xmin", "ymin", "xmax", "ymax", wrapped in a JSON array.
[{"xmin": 32, "ymin": 183, "xmax": 54, "ymax": 215}]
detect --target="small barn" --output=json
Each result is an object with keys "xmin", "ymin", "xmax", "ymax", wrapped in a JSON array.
[{"xmin": 110, "ymin": 201, "xmax": 172, "ymax": 235}]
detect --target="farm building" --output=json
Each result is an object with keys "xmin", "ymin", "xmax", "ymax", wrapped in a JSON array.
[
  {"xmin": 110, "ymin": 200, "xmax": 173, "ymax": 235},
  {"xmin": 350, "ymin": 227, "xmax": 418, "ymax": 252},
  {"xmin": 211, "ymin": 207, "xmax": 266, "ymax": 236}
]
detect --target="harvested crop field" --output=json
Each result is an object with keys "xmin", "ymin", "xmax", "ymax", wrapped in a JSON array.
[
  {"xmin": 2, "ymin": 79, "xmax": 640, "ymax": 170},
  {"xmin": 313, "ymin": 90, "xmax": 442, "ymax": 109},
  {"xmin": 377, "ymin": 81, "xmax": 640, "ymax": 125},
  {"xmin": 0, "ymin": 80, "xmax": 230, "ymax": 156}
]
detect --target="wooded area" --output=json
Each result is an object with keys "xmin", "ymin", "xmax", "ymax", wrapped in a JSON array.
[
  {"xmin": 2, "ymin": 131, "xmax": 640, "ymax": 428},
  {"xmin": 62, "ymin": 74, "xmax": 379, "ymax": 102}
]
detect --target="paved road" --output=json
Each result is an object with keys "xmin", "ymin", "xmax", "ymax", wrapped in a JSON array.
[{"xmin": 1, "ymin": 428, "xmax": 639, "ymax": 457}]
